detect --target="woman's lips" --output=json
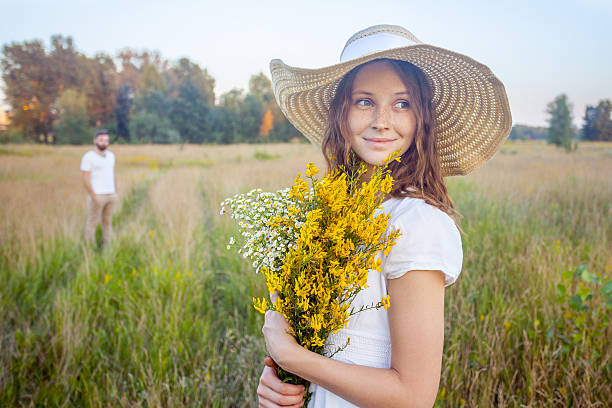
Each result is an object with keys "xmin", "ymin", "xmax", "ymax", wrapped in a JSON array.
[{"xmin": 364, "ymin": 138, "xmax": 396, "ymax": 145}]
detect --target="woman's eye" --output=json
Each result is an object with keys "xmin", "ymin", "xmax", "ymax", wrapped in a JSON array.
[
  {"xmin": 356, "ymin": 99, "xmax": 372, "ymax": 107},
  {"xmin": 395, "ymin": 101, "xmax": 410, "ymax": 109}
]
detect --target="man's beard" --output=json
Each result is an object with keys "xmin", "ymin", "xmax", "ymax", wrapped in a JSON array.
[{"xmin": 96, "ymin": 143, "xmax": 107, "ymax": 151}]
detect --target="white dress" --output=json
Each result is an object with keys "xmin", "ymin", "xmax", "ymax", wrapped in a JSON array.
[{"xmin": 307, "ymin": 197, "xmax": 463, "ymax": 407}]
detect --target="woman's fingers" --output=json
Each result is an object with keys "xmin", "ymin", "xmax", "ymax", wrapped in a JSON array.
[
  {"xmin": 258, "ymin": 393, "xmax": 304, "ymax": 407},
  {"xmin": 258, "ymin": 394, "xmax": 304, "ymax": 408},
  {"xmin": 260, "ymin": 365, "xmax": 305, "ymax": 396},
  {"xmin": 257, "ymin": 365, "xmax": 305, "ymax": 407}
]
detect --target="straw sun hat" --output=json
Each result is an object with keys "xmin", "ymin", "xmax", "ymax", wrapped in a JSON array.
[{"xmin": 270, "ymin": 24, "xmax": 512, "ymax": 176}]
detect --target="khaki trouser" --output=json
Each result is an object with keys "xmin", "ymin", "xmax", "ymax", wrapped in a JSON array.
[{"xmin": 85, "ymin": 193, "xmax": 118, "ymax": 244}]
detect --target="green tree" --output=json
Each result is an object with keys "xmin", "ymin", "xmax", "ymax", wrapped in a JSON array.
[
  {"xmin": 581, "ymin": 99, "xmax": 611, "ymax": 141},
  {"xmin": 248, "ymin": 73, "xmax": 278, "ymax": 142},
  {"xmin": 168, "ymin": 58, "xmax": 215, "ymax": 105},
  {"xmin": 134, "ymin": 90, "xmax": 172, "ymax": 118},
  {"xmin": 546, "ymin": 94, "xmax": 576, "ymax": 151},
  {"xmin": 248, "ymin": 72, "xmax": 275, "ymax": 105},
  {"xmin": 212, "ymin": 89, "xmax": 265, "ymax": 144},
  {"xmin": 170, "ymin": 82, "xmax": 211, "ymax": 143},
  {"xmin": 241, "ymin": 94, "xmax": 264, "ymax": 141},
  {"xmin": 129, "ymin": 112, "xmax": 179, "ymax": 144},
  {"xmin": 163, "ymin": 58, "xmax": 215, "ymax": 142},
  {"xmin": 268, "ymin": 119, "xmax": 302, "ymax": 143},
  {"xmin": 246, "ymin": 72, "xmax": 301, "ymax": 143},
  {"xmin": 210, "ymin": 106, "xmax": 238, "ymax": 144},
  {"xmin": 54, "ymin": 89, "xmax": 91, "ymax": 144},
  {"xmin": 131, "ymin": 70, "xmax": 178, "ymax": 144}
]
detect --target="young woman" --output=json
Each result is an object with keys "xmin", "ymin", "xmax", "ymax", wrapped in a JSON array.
[{"xmin": 257, "ymin": 25, "xmax": 511, "ymax": 408}]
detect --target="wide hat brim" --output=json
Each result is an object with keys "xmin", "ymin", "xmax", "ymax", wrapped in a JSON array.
[{"xmin": 270, "ymin": 44, "xmax": 512, "ymax": 176}]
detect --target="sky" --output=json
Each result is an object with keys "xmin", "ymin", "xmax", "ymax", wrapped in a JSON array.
[{"xmin": 1, "ymin": 0, "xmax": 611, "ymax": 127}]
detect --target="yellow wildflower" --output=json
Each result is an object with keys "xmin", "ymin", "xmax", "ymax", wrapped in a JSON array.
[
  {"xmin": 381, "ymin": 295, "xmax": 391, "ymax": 310},
  {"xmin": 253, "ymin": 297, "xmax": 268, "ymax": 314},
  {"xmin": 226, "ymin": 157, "xmax": 399, "ymax": 397},
  {"xmin": 306, "ymin": 162, "xmax": 319, "ymax": 177}
]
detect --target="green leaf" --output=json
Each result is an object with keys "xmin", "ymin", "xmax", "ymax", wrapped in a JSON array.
[
  {"xmin": 604, "ymin": 294, "xmax": 612, "ymax": 307},
  {"xmin": 568, "ymin": 294, "xmax": 583, "ymax": 311},
  {"xmin": 578, "ymin": 286, "xmax": 591, "ymax": 299},
  {"xmin": 562, "ymin": 269, "xmax": 573, "ymax": 280},
  {"xmin": 580, "ymin": 268, "xmax": 596, "ymax": 283},
  {"xmin": 602, "ymin": 281, "xmax": 612, "ymax": 295},
  {"xmin": 556, "ymin": 283, "xmax": 566, "ymax": 296}
]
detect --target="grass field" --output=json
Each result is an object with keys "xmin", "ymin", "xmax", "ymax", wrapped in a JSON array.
[{"xmin": 0, "ymin": 141, "xmax": 610, "ymax": 407}]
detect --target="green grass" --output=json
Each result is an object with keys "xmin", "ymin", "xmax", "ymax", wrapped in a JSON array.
[
  {"xmin": 0, "ymin": 177, "xmax": 267, "ymax": 407},
  {"xmin": 0, "ymin": 158, "xmax": 610, "ymax": 407},
  {"xmin": 437, "ymin": 178, "xmax": 611, "ymax": 406},
  {"xmin": 253, "ymin": 150, "xmax": 281, "ymax": 161}
]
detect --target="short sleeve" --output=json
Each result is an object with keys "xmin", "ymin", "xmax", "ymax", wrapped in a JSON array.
[
  {"xmin": 382, "ymin": 202, "xmax": 463, "ymax": 286},
  {"xmin": 80, "ymin": 152, "xmax": 92, "ymax": 171}
]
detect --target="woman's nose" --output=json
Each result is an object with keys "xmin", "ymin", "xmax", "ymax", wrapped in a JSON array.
[{"xmin": 372, "ymin": 107, "xmax": 390, "ymax": 130}]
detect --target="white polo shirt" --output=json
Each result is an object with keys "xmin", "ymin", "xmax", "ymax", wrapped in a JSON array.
[{"xmin": 80, "ymin": 150, "xmax": 116, "ymax": 194}]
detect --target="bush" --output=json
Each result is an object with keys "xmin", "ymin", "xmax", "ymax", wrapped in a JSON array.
[
  {"xmin": 0, "ymin": 128, "xmax": 26, "ymax": 144},
  {"xmin": 54, "ymin": 115, "xmax": 93, "ymax": 144}
]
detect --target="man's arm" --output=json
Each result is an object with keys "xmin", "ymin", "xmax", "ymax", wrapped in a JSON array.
[
  {"xmin": 81, "ymin": 171, "xmax": 97, "ymax": 203},
  {"xmin": 113, "ymin": 155, "xmax": 118, "ymax": 194}
]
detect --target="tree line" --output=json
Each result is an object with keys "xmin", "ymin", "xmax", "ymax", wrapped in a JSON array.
[
  {"xmin": 1, "ymin": 35, "xmax": 300, "ymax": 144},
  {"xmin": 1, "ymin": 35, "xmax": 610, "ymax": 146},
  {"xmin": 543, "ymin": 94, "xmax": 611, "ymax": 151},
  {"xmin": 510, "ymin": 95, "xmax": 611, "ymax": 151}
]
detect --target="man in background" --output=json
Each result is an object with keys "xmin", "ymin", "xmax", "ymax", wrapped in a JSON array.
[{"xmin": 80, "ymin": 129, "xmax": 118, "ymax": 245}]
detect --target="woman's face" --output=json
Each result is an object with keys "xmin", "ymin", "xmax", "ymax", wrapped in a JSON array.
[{"xmin": 347, "ymin": 61, "xmax": 417, "ymax": 166}]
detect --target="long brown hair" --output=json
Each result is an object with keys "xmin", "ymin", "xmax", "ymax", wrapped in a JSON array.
[{"xmin": 321, "ymin": 58, "xmax": 459, "ymax": 221}]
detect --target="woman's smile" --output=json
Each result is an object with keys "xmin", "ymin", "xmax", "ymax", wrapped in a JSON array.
[{"xmin": 363, "ymin": 137, "xmax": 398, "ymax": 149}]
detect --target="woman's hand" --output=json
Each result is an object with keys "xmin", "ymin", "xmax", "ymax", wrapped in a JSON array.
[
  {"xmin": 257, "ymin": 356, "xmax": 305, "ymax": 408},
  {"xmin": 262, "ymin": 310, "xmax": 301, "ymax": 370}
]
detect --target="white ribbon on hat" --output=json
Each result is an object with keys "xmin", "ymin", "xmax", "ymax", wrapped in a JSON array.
[{"xmin": 340, "ymin": 32, "xmax": 419, "ymax": 63}]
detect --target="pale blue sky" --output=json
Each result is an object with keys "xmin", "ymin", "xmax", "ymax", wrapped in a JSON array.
[{"xmin": 1, "ymin": 0, "xmax": 611, "ymax": 127}]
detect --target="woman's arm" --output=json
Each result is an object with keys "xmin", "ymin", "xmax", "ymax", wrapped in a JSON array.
[{"xmin": 262, "ymin": 269, "xmax": 446, "ymax": 408}]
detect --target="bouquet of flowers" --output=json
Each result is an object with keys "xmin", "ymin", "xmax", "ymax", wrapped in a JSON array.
[{"xmin": 220, "ymin": 159, "xmax": 400, "ymax": 402}]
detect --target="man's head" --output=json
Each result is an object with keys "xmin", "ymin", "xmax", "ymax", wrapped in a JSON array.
[{"xmin": 94, "ymin": 129, "xmax": 110, "ymax": 151}]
